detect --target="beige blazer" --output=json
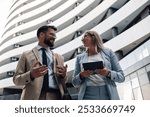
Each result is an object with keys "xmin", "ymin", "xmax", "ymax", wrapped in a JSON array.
[{"xmin": 13, "ymin": 47, "xmax": 66, "ymax": 100}]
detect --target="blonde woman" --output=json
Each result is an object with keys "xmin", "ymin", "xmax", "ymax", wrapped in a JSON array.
[{"xmin": 72, "ymin": 31, "xmax": 125, "ymax": 100}]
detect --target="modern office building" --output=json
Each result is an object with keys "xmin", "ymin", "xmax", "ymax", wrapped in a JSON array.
[{"xmin": 0, "ymin": 0, "xmax": 150, "ymax": 100}]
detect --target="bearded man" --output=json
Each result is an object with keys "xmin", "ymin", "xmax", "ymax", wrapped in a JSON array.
[{"xmin": 13, "ymin": 25, "xmax": 67, "ymax": 100}]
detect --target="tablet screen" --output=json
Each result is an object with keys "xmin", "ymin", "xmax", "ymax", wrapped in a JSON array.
[{"xmin": 82, "ymin": 61, "xmax": 104, "ymax": 70}]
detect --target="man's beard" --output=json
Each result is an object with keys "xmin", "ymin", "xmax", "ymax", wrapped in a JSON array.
[{"xmin": 44, "ymin": 37, "xmax": 54, "ymax": 47}]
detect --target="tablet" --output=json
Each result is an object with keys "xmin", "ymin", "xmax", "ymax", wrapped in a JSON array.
[{"xmin": 82, "ymin": 61, "xmax": 104, "ymax": 70}]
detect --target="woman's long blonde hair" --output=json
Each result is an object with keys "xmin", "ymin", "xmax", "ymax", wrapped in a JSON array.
[{"xmin": 83, "ymin": 30, "xmax": 104, "ymax": 52}]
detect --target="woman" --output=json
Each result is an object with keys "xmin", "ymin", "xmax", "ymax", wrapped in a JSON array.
[{"xmin": 72, "ymin": 30, "xmax": 125, "ymax": 100}]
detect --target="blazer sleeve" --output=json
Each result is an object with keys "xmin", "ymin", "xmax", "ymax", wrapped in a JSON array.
[
  {"xmin": 72, "ymin": 55, "xmax": 84, "ymax": 88},
  {"xmin": 109, "ymin": 49, "xmax": 125, "ymax": 83},
  {"xmin": 13, "ymin": 52, "xmax": 32, "ymax": 86}
]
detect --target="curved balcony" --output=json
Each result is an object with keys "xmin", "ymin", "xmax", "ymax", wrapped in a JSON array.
[
  {"xmin": 0, "ymin": 0, "xmax": 97, "ymax": 54},
  {"xmin": 0, "ymin": 0, "xmax": 149, "ymax": 66},
  {"xmin": 0, "ymin": 15, "xmax": 149, "ymax": 79},
  {"xmin": 8, "ymin": 0, "xmax": 36, "ymax": 20},
  {"xmin": 1, "ymin": 0, "xmax": 79, "ymax": 44},
  {"xmin": 4, "ymin": 0, "xmax": 63, "ymax": 35}
]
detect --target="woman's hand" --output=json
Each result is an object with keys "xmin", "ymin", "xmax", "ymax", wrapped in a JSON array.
[
  {"xmin": 79, "ymin": 70, "xmax": 93, "ymax": 79},
  {"xmin": 95, "ymin": 67, "xmax": 110, "ymax": 77}
]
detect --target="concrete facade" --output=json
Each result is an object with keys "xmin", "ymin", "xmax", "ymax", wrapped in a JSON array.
[{"xmin": 0, "ymin": 0, "xmax": 150, "ymax": 99}]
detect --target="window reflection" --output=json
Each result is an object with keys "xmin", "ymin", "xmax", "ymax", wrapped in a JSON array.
[
  {"xmin": 118, "ymin": 81, "xmax": 133, "ymax": 100},
  {"xmin": 141, "ymin": 84, "xmax": 150, "ymax": 100},
  {"xmin": 138, "ymin": 73, "xmax": 149, "ymax": 86},
  {"xmin": 133, "ymin": 87, "xmax": 143, "ymax": 100}
]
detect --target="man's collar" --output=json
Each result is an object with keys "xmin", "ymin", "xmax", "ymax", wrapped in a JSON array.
[
  {"xmin": 36, "ymin": 45, "xmax": 49, "ymax": 50},
  {"xmin": 36, "ymin": 45, "xmax": 52, "ymax": 52},
  {"xmin": 36, "ymin": 45, "xmax": 42, "ymax": 51}
]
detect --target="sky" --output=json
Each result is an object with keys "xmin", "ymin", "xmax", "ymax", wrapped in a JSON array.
[{"xmin": 0, "ymin": 0, "xmax": 11, "ymax": 44}]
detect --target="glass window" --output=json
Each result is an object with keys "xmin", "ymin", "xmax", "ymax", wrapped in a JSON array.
[
  {"xmin": 146, "ymin": 64, "xmax": 150, "ymax": 72},
  {"xmin": 142, "ymin": 48, "xmax": 149, "ymax": 58},
  {"xmin": 134, "ymin": 46, "xmax": 143, "ymax": 61},
  {"xmin": 138, "ymin": 73, "xmax": 149, "ymax": 86},
  {"xmin": 141, "ymin": 84, "xmax": 150, "ymax": 100},
  {"xmin": 126, "ymin": 54, "xmax": 137, "ymax": 68},
  {"xmin": 130, "ymin": 72, "xmax": 137, "ymax": 79},
  {"xmin": 125, "ymin": 76, "xmax": 130, "ymax": 82},
  {"xmin": 120, "ymin": 59, "xmax": 128, "ymax": 70},
  {"xmin": 147, "ymin": 71, "xmax": 150, "ymax": 82},
  {"xmin": 133, "ymin": 87, "xmax": 143, "ymax": 100},
  {"xmin": 144, "ymin": 39, "xmax": 150, "ymax": 54},
  {"xmin": 131, "ymin": 77, "xmax": 139, "ymax": 88},
  {"xmin": 137, "ymin": 68, "xmax": 146, "ymax": 75},
  {"xmin": 118, "ymin": 81, "xmax": 133, "ymax": 100}
]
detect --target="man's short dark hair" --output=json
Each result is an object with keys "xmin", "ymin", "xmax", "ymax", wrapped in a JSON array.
[{"xmin": 37, "ymin": 25, "xmax": 57, "ymax": 37}]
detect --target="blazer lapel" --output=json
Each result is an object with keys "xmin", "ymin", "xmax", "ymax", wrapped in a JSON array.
[
  {"xmin": 53, "ymin": 53, "xmax": 65, "ymax": 99},
  {"xmin": 32, "ymin": 47, "xmax": 42, "ymax": 65},
  {"xmin": 53, "ymin": 52, "xmax": 57, "ymax": 74}
]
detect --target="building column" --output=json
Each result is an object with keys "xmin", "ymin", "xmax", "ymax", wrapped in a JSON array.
[
  {"xmin": 106, "ymin": 7, "xmax": 117, "ymax": 18},
  {"xmin": 111, "ymin": 27, "xmax": 118, "ymax": 37},
  {"xmin": 115, "ymin": 50, "xmax": 123, "ymax": 60}
]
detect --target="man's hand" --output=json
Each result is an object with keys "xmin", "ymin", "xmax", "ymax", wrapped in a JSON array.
[
  {"xmin": 30, "ymin": 61, "xmax": 48, "ymax": 78},
  {"xmin": 56, "ymin": 64, "xmax": 67, "ymax": 78}
]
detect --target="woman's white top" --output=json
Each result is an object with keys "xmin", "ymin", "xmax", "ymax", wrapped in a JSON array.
[{"xmin": 86, "ymin": 53, "xmax": 106, "ymax": 86}]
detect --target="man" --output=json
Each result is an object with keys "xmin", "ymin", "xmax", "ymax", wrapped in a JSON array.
[{"xmin": 13, "ymin": 25, "xmax": 67, "ymax": 100}]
